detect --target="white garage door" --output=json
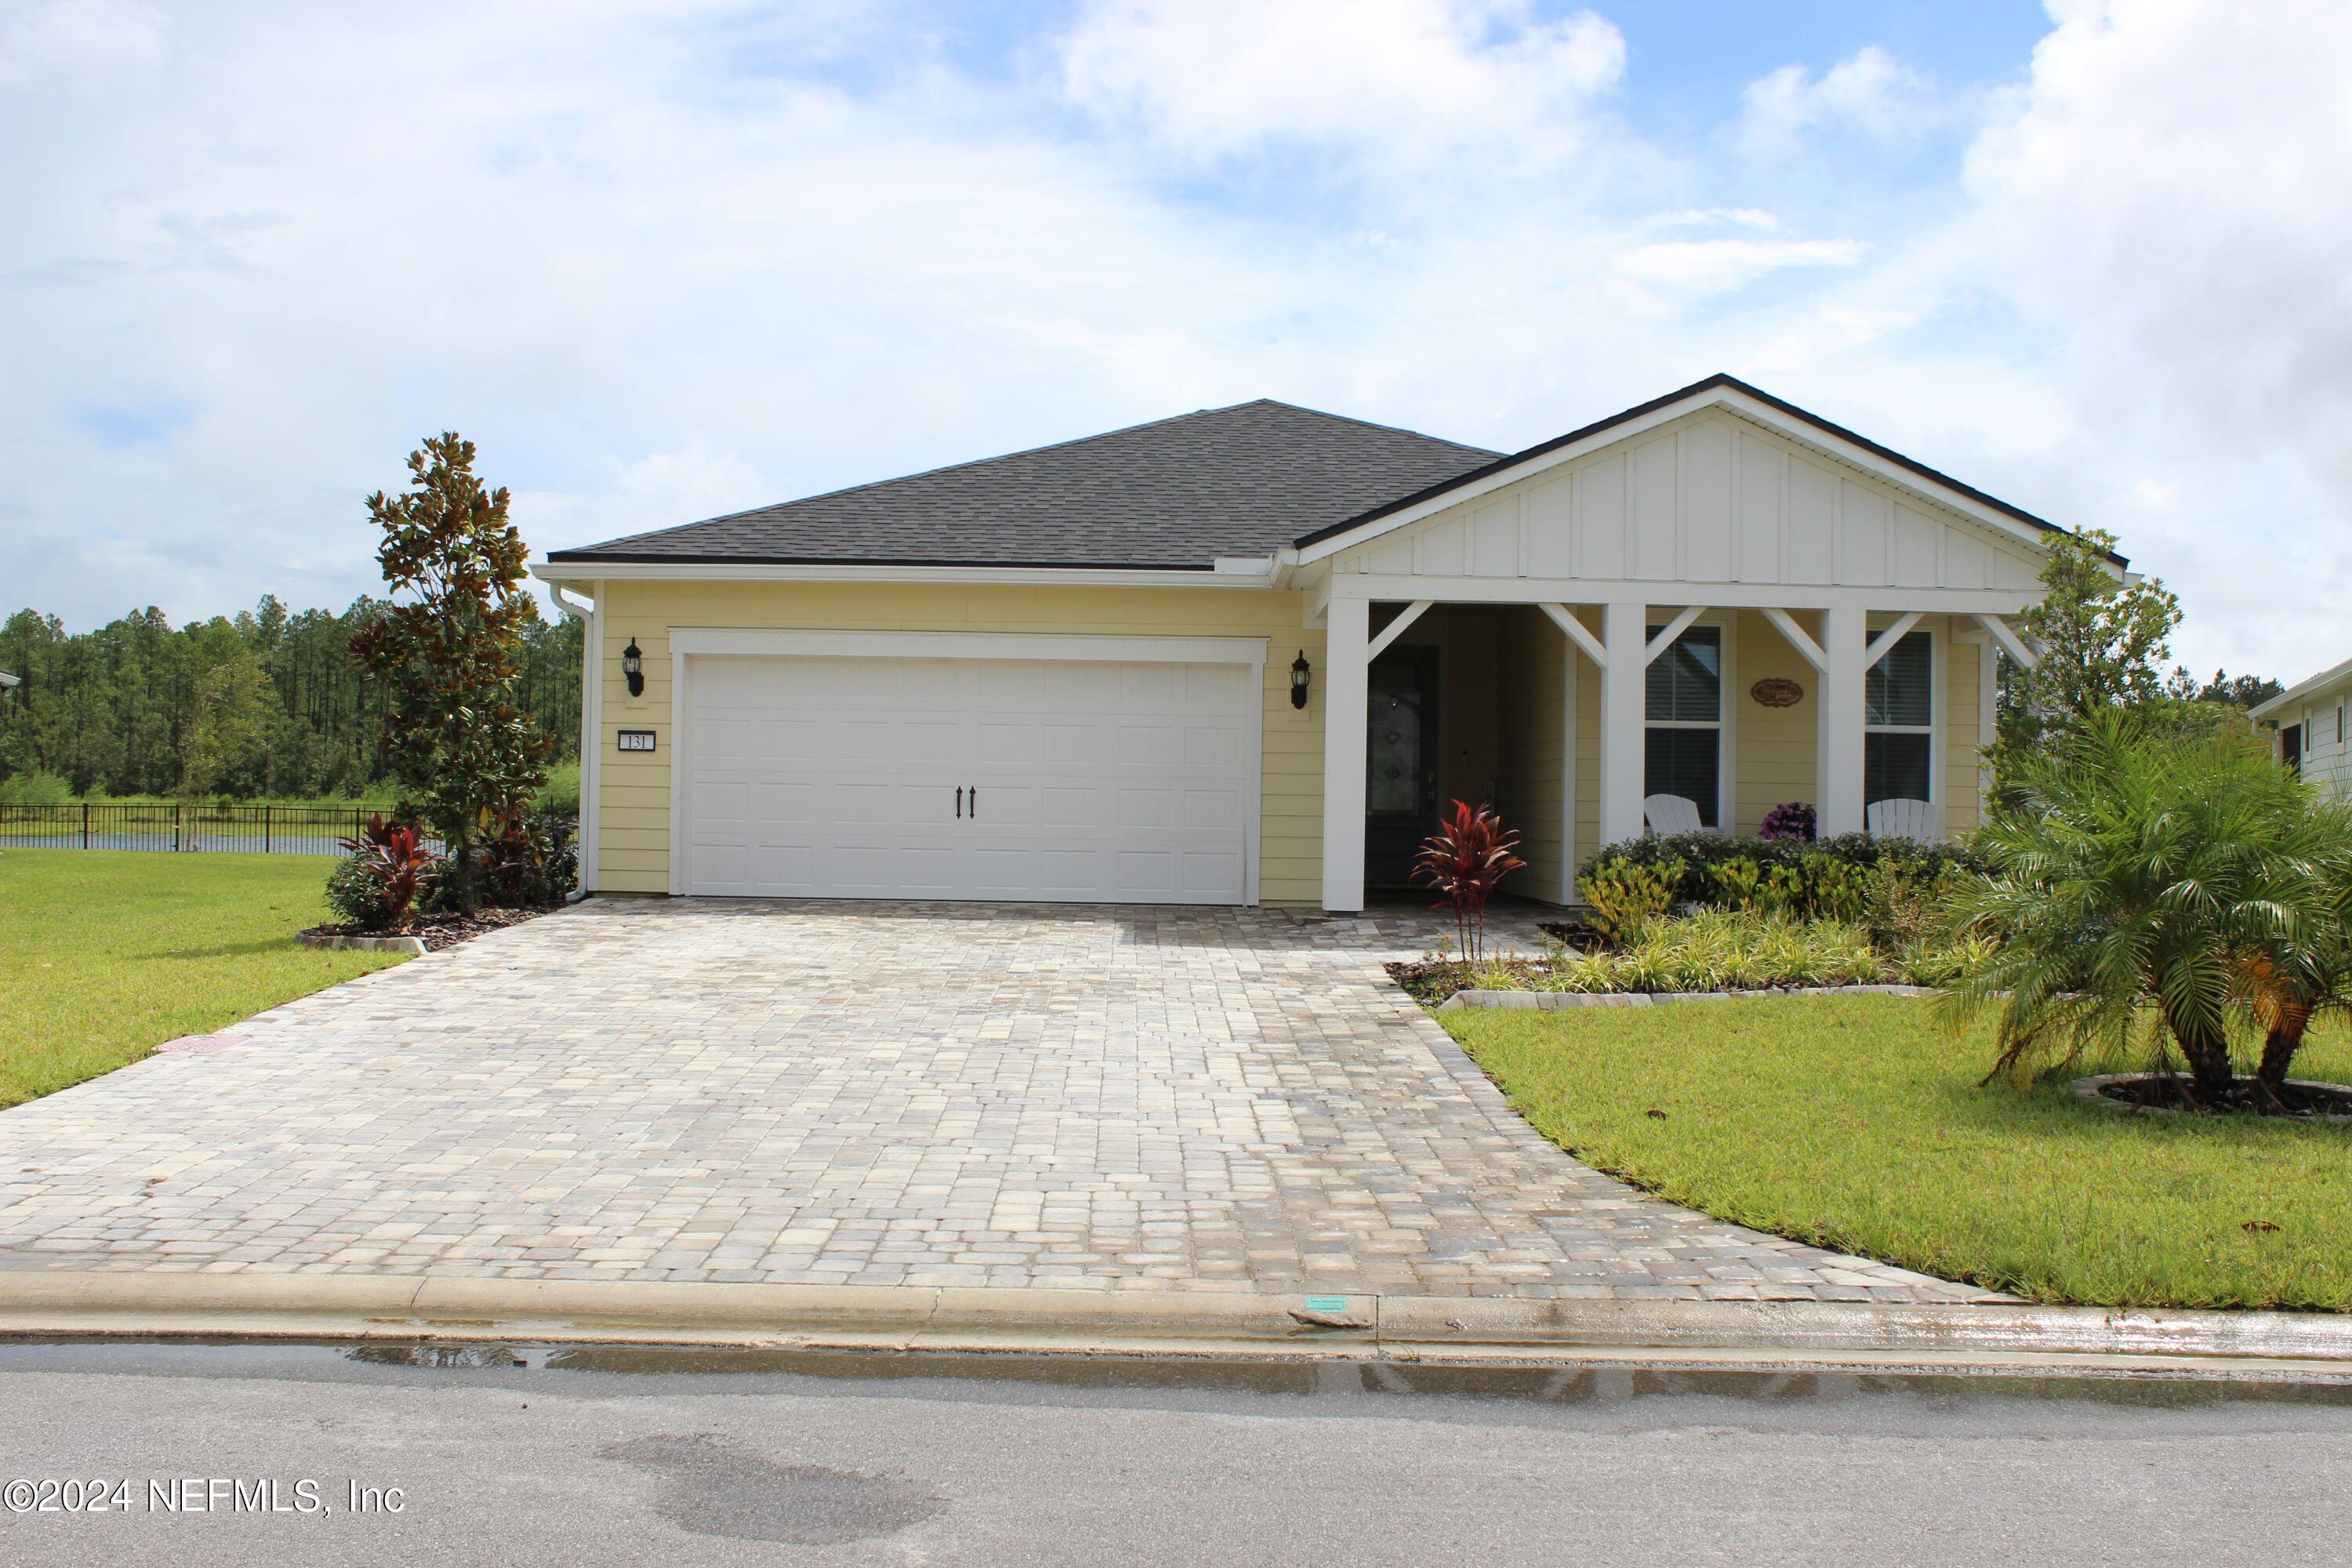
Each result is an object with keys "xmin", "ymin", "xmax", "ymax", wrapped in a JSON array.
[{"xmin": 681, "ymin": 651, "xmax": 1258, "ymax": 903}]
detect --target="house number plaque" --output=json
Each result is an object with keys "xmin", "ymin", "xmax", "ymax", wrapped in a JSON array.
[
  {"xmin": 1749, "ymin": 677, "xmax": 1804, "ymax": 709},
  {"xmin": 617, "ymin": 729, "xmax": 658, "ymax": 752}
]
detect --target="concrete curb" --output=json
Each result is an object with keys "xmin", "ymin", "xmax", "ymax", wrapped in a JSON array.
[
  {"xmin": 296, "ymin": 932, "xmax": 427, "ymax": 955},
  {"xmin": 2, "ymin": 1274, "xmax": 2348, "ymax": 1374},
  {"xmin": 1439, "ymin": 984, "xmax": 1933, "ymax": 1011}
]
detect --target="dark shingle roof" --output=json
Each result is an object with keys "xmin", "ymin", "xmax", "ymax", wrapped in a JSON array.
[{"xmin": 547, "ymin": 399, "xmax": 1500, "ymax": 570}]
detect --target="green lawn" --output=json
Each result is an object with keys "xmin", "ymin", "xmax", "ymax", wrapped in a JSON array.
[
  {"xmin": 1443, "ymin": 996, "xmax": 2352, "ymax": 1312},
  {"xmin": 0, "ymin": 851, "xmax": 407, "ymax": 1108}
]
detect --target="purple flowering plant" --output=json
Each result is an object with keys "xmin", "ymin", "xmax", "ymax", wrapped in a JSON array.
[{"xmin": 1759, "ymin": 802, "xmax": 1817, "ymax": 841}]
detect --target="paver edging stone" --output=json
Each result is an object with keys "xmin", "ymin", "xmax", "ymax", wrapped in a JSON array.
[
  {"xmin": 1438, "ymin": 983, "xmax": 1933, "ymax": 1011},
  {"xmin": 296, "ymin": 931, "xmax": 427, "ymax": 955}
]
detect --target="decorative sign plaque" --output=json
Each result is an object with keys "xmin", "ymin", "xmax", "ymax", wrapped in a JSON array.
[
  {"xmin": 1750, "ymin": 677, "xmax": 1805, "ymax": 709},
  {"xmin": 617, "ymin": 729, "xmax": 658, "ymax": 752}
]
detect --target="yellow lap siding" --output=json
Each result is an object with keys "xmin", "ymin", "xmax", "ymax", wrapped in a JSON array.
[{"xmin": 589, "ymin": 580, "xmax": 1325, "ymax": 903}]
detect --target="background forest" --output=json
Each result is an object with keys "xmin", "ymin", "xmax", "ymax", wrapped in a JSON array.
[{"xmin": 0, "ymin": 598, "xmax": 580, "ymax": 803}]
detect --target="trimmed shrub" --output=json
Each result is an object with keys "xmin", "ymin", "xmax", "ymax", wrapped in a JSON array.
[
  {"xmin": 1581, "ymin": 855, "xmax": 1682, "ymax": 942},
  {"xmin": 1580, "ymin": 831, "xmax": 1990, "ymax": 905},
  {"xmin": 325, "ymin": 854, "xmax": 399, "ymax": 929}
]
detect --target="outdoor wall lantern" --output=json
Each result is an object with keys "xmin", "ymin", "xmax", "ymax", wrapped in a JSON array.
[
  {"xmin": 622, "ymin": 637, "xmax": 644, "ymax": 698},
  {"xmin": 1290, "ymin": 651, "xmax": 1312, "ymax": 710}
]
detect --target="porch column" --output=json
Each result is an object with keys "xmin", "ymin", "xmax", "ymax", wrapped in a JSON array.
[
  {"xmin": 1597, "ymin": 601, "xmax": 1648, "ymax": 846},
  {"xmin": 1817, "ymin": 604, "xmax": 1868, "ymax": 837},
  {"xmin": 1320, "ymin": 596, "xmax": 1370, "ymax": 912}
]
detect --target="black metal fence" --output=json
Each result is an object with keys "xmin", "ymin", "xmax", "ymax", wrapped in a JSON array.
[{"xmin": 0, "ymin": 804, "xmax": 444, "ymax": 856}]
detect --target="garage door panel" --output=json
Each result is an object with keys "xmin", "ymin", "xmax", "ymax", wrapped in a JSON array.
[
  {"xmin": 1116, "ymin": 788, "xmax": 1178, "ymax": 829},
  {"xmin": 1181, "ymin": 851, "xmax": 1242, "ymax": 898},
  {"xmin": 749, "ymin": 843, "xmax": 815, "ymax": 890},
  {"xmin": 1112, "ymin": 725, "xmax": 1183, "ymax": 767},
  {"xmin": 1182, "ymin": 789, "xmax": 1241, "ymax": 830},
  {"xmin": 685, "ymin": 651, "xmax": 1254, "ymax": 903}
]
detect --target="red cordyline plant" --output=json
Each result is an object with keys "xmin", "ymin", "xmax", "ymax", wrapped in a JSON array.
[
  {"xmin": 1413, "ymin": 800, "xmax": 1526, "ymax": 964},
  {"xmin": 336, "ymin": 814, "xmax": 435, "ymax": 932}
]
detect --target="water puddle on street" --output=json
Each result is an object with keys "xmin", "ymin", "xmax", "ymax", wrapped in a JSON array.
[{"xmin": 5, "ymin": 1336, "xmax": 2352, "ymax": 1413}]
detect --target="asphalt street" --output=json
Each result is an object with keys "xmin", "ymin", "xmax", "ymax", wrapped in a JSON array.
[{"xmin": 0, "ymin": 1340, "xmax": 2347, "ymax": 1566}]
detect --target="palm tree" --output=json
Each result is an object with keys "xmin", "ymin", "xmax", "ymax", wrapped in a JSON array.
[
  {"xmin": 1944, "ymin": 710, "xmax": 2351, "ymax": 1106},
  {"xmin": 2231, "ymin": 815, "xmax": 2352, "ymax": 1099}
]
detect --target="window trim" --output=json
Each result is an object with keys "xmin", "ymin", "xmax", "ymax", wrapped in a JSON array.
[
  {"xmin": 1643, "ymin": 615, "xmax": 1736, "ymax": 830},
  {"xmin": 1864, "ymin": 621, "xmax": 1940, "ymax": 807}
]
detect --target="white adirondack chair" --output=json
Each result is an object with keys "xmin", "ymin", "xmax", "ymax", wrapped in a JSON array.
[
  {"xmin": 1866, "ymin": 797, "xmax": 1942, "ymax": 841},
  {"xmin": 1642, "ymin": 793, "xmax": 1707, "ymax": 836}
]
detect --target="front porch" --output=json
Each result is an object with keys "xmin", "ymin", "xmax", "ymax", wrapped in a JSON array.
[{"xmin": 1319, "ymin": 593, "xmax": 2033, "ymax": 912}]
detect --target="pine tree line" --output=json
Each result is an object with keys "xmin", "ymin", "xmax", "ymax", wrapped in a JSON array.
[{"xmin": 0, "ymin": 596, "xmax": 580, "ymax": 800}]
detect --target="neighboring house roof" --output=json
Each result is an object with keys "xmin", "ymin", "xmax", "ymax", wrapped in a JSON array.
[
  {"xmin": 1293, "ymin": 372, "xmax": 2122, "ymax": 567},
  {"xmin": 2250, "ymin": 655, "xmax": 2352, "ymax": 721},
  {"xmin": 547, "ymin": 400, "xmax": 1500, "ymax": 571}
]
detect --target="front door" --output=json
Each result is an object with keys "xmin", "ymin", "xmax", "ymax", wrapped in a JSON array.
[{"xmin": 1363, "ymin": 645, "xmax": 1440, "ymax": 889}]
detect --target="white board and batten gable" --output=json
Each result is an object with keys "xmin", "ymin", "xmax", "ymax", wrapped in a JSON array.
[{"xmin": 1310, "ymin": 407, "xmax": 2049, "ymax": 602}]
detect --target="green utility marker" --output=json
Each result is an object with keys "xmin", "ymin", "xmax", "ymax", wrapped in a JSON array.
[{"xmin": 1303, "ymin": 1296, "xmax": 1349, "ymax": 1312}]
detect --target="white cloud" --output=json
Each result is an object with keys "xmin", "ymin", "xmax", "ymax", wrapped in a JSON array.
[
  {"xmin": 1955, "ymin": 0, "xmax": 2352, "ymax": 680},
  {"xmin": 1059, "ymin": 0, "xmax": 1626, "ymax": 166},
  {"xmin": 0, "ymin": 0, "xmax": 169, "ymax": 88},
  {"xmin": 1646, "ymin": 207, "xmax": 1783, "ymax": 230},
  {"xmin": 513, "ymin": 437, "xmax": 774, "ymax": 557},
  {"xmin": 2, "ymin": 0, "xmax": 2347, "ymax": 693},
  {"xmin": 1737, "ymin": 45, "xmax": 1936, "ymax": 156},
  {"xmin": 1615, "ymin": 238, "xmax": 1867, "ymax": 296}
]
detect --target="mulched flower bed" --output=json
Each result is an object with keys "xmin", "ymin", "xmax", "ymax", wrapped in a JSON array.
[
  {"xmin": 299, "ymin": 905, "xmax": 557, "ymax": 953},
  {"xmin": 1387, "ymin": 959, "xmax": 1544, "ymax": 1005},
  {"xmin": 1536, "ymin": 919, "xmax": 1607, "ymax": 950},
  {"xmin": 2087, "ymin": 1073, "xmax": 2352, "ymax": 1122}
]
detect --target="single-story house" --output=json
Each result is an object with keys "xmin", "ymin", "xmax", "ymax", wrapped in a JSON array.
[
  {"xmin": 533, "ymin": 373, "xmax": 2099, "ymax": 911},
  {"xmin": 2252, "ymin": 657, "xmax": 2352, "ymax": 802}
]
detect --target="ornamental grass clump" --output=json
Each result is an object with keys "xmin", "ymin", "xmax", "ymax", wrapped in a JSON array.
[{"xmin": 1533, "ymin": 909, "xmax": 1887, "ymax": 993}]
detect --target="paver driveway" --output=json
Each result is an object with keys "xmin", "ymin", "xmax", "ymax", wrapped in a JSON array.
[{"xmin": 0, "ymin": 900, "xmax": 1987, "ymax": 1302}]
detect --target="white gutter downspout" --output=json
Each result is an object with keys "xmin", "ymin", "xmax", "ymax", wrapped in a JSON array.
[{"xmin": 548, "ymin": 581, "xmax": 600, "ymax": 896}]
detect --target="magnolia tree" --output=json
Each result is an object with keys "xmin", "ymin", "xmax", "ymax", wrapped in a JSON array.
[
  {"xmin": 347, "ymin": 434, "xmax": 551, "ymax": 916},
  {"xmin": 1987, "ymin": 528, "xmax": 2183, "ymax": 789}
]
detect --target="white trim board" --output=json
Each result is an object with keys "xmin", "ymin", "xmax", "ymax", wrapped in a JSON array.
[
  {"xmin": 666, "ymin": 628, "xmax": 1269, "ymax": 666},
  {"xmin": 533, "ymin": 561, "xmax": 1281, "ymax": 590}
]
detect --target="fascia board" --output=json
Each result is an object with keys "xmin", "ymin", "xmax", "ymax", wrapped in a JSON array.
[
  {"xmin": 1321, "ymin": 575, "xmax": 2045, "ymax": 614},
  {"xmin": 528, "ymin": 559, "xmax": 1279, "ymax": 590},
  {"xmin": 2250, "ymin": 655, "xmax": 2352, "ymax": 720}
]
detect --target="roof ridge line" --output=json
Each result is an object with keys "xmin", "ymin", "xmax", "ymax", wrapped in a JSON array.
[{"xmin": 1240, "ymin": 397, "xmax": 1499, "ymax": 459}]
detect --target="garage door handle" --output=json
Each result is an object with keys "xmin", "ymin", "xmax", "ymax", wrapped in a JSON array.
[
  {"xmin": 956, "ymin": 786, "xmax": 964, "ymax": 818},
  {"xmin": 968, "ymin": 786, "xmax": 978, "ymax": 818}
]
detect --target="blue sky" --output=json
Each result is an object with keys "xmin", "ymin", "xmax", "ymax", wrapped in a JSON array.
[{"xmin": 5, "ymin": 1, "xmax": 2348, "ymax": 684}]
